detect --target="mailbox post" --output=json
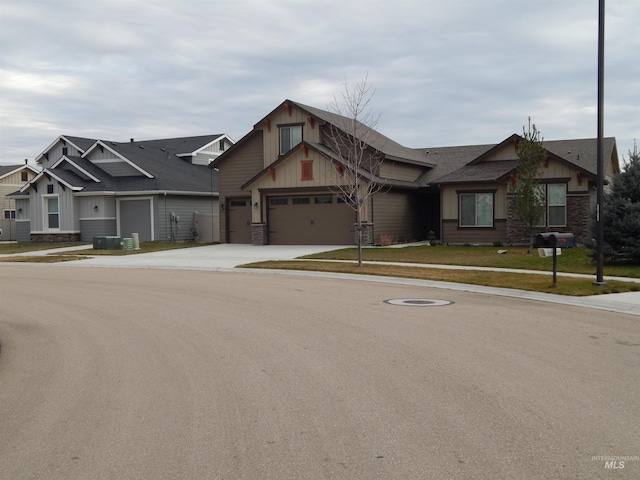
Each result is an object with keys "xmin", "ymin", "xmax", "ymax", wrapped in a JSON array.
[
  {"xmin": 535, "ymin": 232, "xmax": 567, "ymax": 286},
  {"xmin": 550, "ymin": 234, "xmax": 558, "ymax": 285}
]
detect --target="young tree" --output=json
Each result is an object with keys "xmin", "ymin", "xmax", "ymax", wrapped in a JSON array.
[
  {"xmin": 511, "ymin": 120, "xmax": 548, "ymax": 253},
  {"xmin": 324, "ymin": 76, "xmax": 385, "ymax": 266},
  {"xmin": 597, "ymin": 140, "xmax": 640, "ymax": 263}
]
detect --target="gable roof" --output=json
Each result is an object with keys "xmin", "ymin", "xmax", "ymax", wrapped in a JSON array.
[
  {"xmin": 20, "ymin": 135, "xmax": 224, "ymax": 195},
  {"xmin": 429, "ymin": 136, "xmax": 618, "ymax": 185},
  {"xmin": 0, "ymin": 163, "xmax": 40, "ymax": 181},
  {"xmin": 35, "ymin": 135, "xmax": 97, "ymax": 163},
  {"xmin": 286, "ymin": 100, "xmax": 437, "ymax": 168}
]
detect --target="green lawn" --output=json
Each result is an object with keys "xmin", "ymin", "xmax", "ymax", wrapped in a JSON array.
[{"xmin": 302, "ymin": 245, "xmax": 640, "ymax": 278}]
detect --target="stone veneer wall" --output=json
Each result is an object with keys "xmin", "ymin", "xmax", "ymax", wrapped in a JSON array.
[
  {"xmin": 358, "ymin": 222, "xmax": 374, "ymax": 246},
  {"xmin": 31, "ymin": 233, "xmax": 81, "ymax": 243},
  {"xmin": 251, "ymin": 223, "xmax": 267, "ymax": 245},
  {"xmin": 506, "ymin": 194, "xmax": 591, "ymax": 246}
]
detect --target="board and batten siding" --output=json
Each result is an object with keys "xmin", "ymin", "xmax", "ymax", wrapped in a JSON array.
[
  {"xmin": 28, "ymin": 178, "xmax": 77, "ymax": 233},
  {"xmin": 378, "ymin": 162, "xmax": 424, "ymax": 182},
  {"xmin": 441, "ymin": 183, "xmax": 508, "ymax": 221},
  {"xmin": 39, "ymin": 140, "xmax": 86, "ymax": 169},
  {"xmin": 217, "ymin": 131, "xmax": 264, "ymax": 243},
  {"xmin": 372, "ymin": 191, "xmax": 420, "ymax": 243},
  {"xmin": 262, "ymin": 105, "xmax": 322, "ymax": 168}
]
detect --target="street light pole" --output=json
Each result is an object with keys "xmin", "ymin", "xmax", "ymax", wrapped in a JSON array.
[{"xmin": 594, "ymin": 0, "xmax": 607, "ymax": 287}]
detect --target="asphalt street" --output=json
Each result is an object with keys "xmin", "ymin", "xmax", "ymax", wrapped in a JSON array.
[{"xmin": 1, "ymin": 264, "xmax": 638, "ymax": 479}]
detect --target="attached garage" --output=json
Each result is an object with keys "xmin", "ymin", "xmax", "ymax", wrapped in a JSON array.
[{"xmin": 267, "ymin": 194, "xmax": 355, "ymax": 245}]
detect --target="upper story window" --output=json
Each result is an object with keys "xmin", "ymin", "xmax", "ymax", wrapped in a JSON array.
[
  {"xmin": 280, "ymin": 125, "xmax": 302, "ymax": 155},
  {"xmin": 21, "ymin": 171, "xmax": 28, "ymax": 182},
  {"xmin": 459, "ymin": 192, "xmax": 494, "ymax": 227},
  {"xmin": 219, "ymin": 139, "xmax": 226, "ymax": 151},
  {"xmin": 47, "ymin": 184, "xmax": 54, "ymax": 194}
]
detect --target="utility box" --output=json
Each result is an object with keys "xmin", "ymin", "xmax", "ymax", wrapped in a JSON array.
[
  {"xmin": 93, "ymin": 236, "xmax": 123, "ymax": 250},
  {"xmin": 534, "ymin": 232, "xmax": 575, "ymax": 248}
]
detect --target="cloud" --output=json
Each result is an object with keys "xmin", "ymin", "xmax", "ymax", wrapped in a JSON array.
[{"xmin": 0, "ymin": 0, "xmax": 638, "ymax": 164}]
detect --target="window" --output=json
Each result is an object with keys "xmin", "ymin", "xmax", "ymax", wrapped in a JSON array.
[
  {"xmin": 47, "ymin": 197, "xmax": 59, "ymax": 229},
  {"xmin": 270, "ymin": 197, "xmax": 288, "ymax": 206},
  {"xmin": 460, "ymin": 192, "xmax": 493, "ymax": 227},
  {"xmin": 280, "ymin": 125, "xmax": 302, "ymax": 154},
  {"xmin": 547, "ymin": 184, "xmax": 566, "ymax": 227},
  {"xmin": 292, "ymin": 197, "xmax": 310, "ymax": 205},
  {"xmin": 47, "ymin": 184, "xmax": 54, "ymax": 194},
  {"xmin": 229, "ymin": 199, "xmax": 247, "ymax": 207},
  {"xmin": 21, "ymin": 171, "xmax": 28, "ymax": 182},
  {"xmin": 301, "ymin": 160, "xmax": 313, "ymax": 181},
  {"xmin": 219, "ymin": 139, "xmax": 226, "ymax": 151},
  {"xmin": 4, "ymin": 210, "xmax": 16, "ymax": 219},
  {"xmin": 314, "ymin": 196, "xmax": 333, "ymax": 204}
]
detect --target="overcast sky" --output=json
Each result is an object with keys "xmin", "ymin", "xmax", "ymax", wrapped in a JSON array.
[{"xmin": 1, "ymin": 0, "xmax": 638, "ymax": 166}]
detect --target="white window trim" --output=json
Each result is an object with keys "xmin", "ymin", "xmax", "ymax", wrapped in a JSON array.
[{"xmin": 43, "ymin": 194, "xmax": 60, "ymax": 231}]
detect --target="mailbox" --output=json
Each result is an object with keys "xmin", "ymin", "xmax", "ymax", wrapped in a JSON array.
[{"xmin": 534, "ymin": 232, "xmax": 575, "ymax": 248}]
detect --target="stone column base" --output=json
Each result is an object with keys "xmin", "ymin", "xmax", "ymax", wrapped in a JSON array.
[{"xmin": 251, "ymin": 223, "xmax": 268, "ymax": 245}]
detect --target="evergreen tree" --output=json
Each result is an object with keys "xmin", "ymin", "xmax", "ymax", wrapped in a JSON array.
[{"xmin": 599, "ymin": 141, "xmax": 640, "ymax": 263}]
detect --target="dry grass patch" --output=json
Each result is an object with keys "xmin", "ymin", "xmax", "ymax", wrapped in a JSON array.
[
  {"xmin": 243, "ymin": 260, "xmax": 640, "ymax": 296},
  {"xmin": 0, "ymin": 255, "xmax": 87, "ymax": 263}
]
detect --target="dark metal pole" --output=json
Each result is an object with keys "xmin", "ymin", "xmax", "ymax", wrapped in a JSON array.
[{"xmin": 594, "ymin": 0, "xmax": 607, "ymax": 286}]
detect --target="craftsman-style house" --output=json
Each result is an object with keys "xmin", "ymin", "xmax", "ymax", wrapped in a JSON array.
[{"xmin": 211, "ymin": 99, "xmax": 619, "ymax": 246}]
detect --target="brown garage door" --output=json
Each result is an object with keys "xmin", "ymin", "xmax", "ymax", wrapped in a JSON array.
[
  {"xmin": 227, "ymin": 198, "xmax": 251, "ymax": 243},
  {"xmin": 268, "ymin": 194, "xmax": 355, "ymax": 245}
]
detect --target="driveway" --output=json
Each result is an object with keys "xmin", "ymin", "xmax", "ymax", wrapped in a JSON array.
[{"xmin": 64, "ymin": 243, "xmax": 348, "ymax": 270}]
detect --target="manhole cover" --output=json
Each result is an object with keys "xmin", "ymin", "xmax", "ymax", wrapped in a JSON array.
[{"xmin": 384, "ymin": 298, "xmax": 453, "ymax": 307}]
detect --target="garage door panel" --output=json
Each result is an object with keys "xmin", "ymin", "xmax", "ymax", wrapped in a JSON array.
[{"xmin": 268, "ymin": 195, "xmax": 354, "ymax": 245}]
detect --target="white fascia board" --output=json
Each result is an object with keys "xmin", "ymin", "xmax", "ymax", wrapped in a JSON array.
[
  {"xmin": 176, "ymin": 134, "xmax": 236, "ymax": 157},
  {"xmin": 73, "ymin": 190, "xmax": 219, "ymax": 197},
  {"xmin": 82, "ymin": 140, "xmax": 154, "ymax": 179},
  {"xmin": 51, "ymin": 156, "xmax": 102, "ymax": 183},
  {"xmin": 20, "ymin": 169, "xmax": 84, "ymax": 192},
  {"xmin": 59, "ymin": 135, "xmax": 89, "ymax": 155},
  {"xmin": 35, "ymin": 136, "xmax": 65, "ymax": 163}
]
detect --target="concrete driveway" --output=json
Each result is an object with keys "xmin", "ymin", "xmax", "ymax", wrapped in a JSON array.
[{"xmin": 67, "ymin": 243, "xmax": 348, "ymax": 270}]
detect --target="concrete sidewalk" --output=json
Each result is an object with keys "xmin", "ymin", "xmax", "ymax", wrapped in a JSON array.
[{"xmin": 2, "ymin": 243, "xmax": 639, "ymax": 316}]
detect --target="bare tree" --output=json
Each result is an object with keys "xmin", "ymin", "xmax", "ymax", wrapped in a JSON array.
[{"xmin": 324, "ymin": 76, "xmax": 386, "ymax": 266}]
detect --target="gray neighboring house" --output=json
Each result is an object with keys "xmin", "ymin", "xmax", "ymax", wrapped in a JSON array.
[{"xmin": 10, "ymin": 134, "xmax": 233, "ymax": 243}]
